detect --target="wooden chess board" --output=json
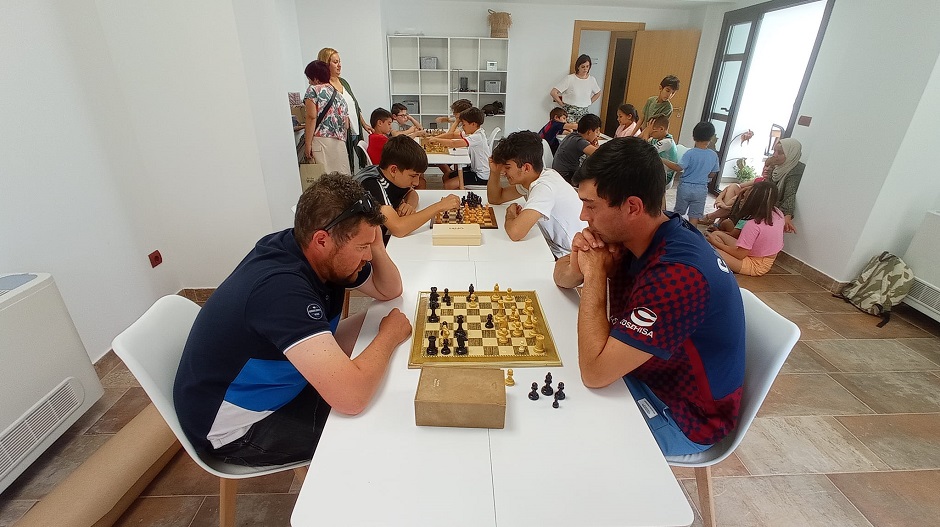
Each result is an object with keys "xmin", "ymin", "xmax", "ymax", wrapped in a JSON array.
[
  {"xmin": 432, "ymin": 206, "xmax": 498, "ymax": 229},
  {"xmin": 408, "ymin": 288, "xmax": 562, "ymax": 368},
  {"xmin": 422, "ymin": 141, "xmax": 449, "ymax": 154}
]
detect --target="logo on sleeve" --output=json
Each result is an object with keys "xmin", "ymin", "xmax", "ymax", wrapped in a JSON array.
[
  {"xmin": 616, "ymin": 307, "xmax": 656, "ymax": 338},
  {"xmin": 306, "ymin": 303, "xmax": 324, "ymax": 320},
  {"xmin": 717, "ymin": 257, "xmax": 731, "ymax": 273}
]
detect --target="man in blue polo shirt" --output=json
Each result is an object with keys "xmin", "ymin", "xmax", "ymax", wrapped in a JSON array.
[
  {"xmin": 174, "ymin": 173, "xmax": 411, "ymax": 466},
  {"xmin": 553, "ymin": 138, "xmax": 745, "ymax": 456}
]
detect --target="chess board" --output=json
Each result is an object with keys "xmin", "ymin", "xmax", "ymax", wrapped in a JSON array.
[
  {"xmin": 408, "ymin": 288, "xmax": 562, "ymax": 368},
  {"xmin": 432, "ymin": 206, "xmax": 498, "ymax": 229},
  {"xmin": 422, "ymin": 141, "xmax": 449, "ymax": 154}
]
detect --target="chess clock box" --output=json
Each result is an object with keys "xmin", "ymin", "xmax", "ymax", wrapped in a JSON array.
[
  {"xmin": 432, "ymin": 223, "xmax": 481, "ymax": 246},
  {"xmin": 415, "ymin": 366, "xmax": 506, "ymax": 429}
]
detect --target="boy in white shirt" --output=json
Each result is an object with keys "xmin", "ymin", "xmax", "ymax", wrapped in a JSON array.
[
  {"xmin": 487, "ymin": 131, "xmax": 588, "ymax": 258},
  {"xmin": 428, "ymin": 107, "xmax": 490, "ymax": 189}
]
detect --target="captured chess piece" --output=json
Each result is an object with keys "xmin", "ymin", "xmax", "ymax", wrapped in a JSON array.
[
  {"xmin": 426, "ymin": 335, "xmax": 438, "ymax": 355},
  {"xmin": 555, "ymin": 381, "xmax": 566, "ymax": 400},
  {"xmin": 552, "ymin": 393, "xmax": 560, "ymax": 409},
  {"xmin": 541, "ymin": 372, "xmax": 554, "ymax": 396},
  {"xmin": 528, "ymin": 382, "xmax": 540, "ymax": 400},
  {"xmin": 505, "ymin": 369, "xmax": 515, "ymax": 386}
]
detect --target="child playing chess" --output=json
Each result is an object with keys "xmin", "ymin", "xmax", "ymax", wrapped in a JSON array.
[{"xmin": 427, "ymin": 107, "xmax": 490, "ymax": 189}]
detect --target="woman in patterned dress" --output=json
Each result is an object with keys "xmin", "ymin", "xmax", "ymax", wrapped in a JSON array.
[{"xmin": 303, "ymin": 60, "xmax": 351, "ymax": 175}]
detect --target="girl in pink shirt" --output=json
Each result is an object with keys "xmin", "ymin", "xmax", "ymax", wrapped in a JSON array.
[
  {"xmin": 614, "ymin": 103, "xmax": 641, "ymax": 138},
  {"xmin": 705, "ymin": 181, "xmax": 784, "ymax": 276}
]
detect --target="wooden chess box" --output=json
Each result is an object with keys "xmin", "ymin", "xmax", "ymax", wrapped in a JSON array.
[{"xmin": 414, "ymin": 366, "xmax": 506, "ymax": 429}]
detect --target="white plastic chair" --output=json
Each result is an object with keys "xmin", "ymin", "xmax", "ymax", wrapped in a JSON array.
[
  {"xmin": 666, "ymin": 288, "xmax": 800, "ymax": 527},
  {"xmin": 111, "ymin": 295, "xmax": 308, "ymax": 527},
  {"xmin": 541, "ymin": 138, "xmax": 554, "ymax": 169},
  {"xmin": 356, "ymin": 139, "xmax": 370, "ymax": 169},
  {"xmin": 670, "ymin": 144, "xmax": 690, "ymax": 190},
  {"xmin": 488, "ymin": 127, "xmax": 502, "ymax": 151}
]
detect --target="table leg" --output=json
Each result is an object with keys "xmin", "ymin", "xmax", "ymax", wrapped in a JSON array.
[{"xmin": 458, "ymin": 165, "xmax": 465, "ymax": 190}]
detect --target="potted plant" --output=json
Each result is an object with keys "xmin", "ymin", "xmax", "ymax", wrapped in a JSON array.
[{"xmin": 733, "ymin": 158, "xmax": 757, "ymax": 183}]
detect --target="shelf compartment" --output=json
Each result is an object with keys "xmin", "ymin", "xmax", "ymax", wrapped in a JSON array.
[
  {"xmin": 418, "ymin": 38, "xmax": 448, "ymax": 71},
  {"xmin": 388, "ymin": 36, "xmax": 419, "ymax": 69},
  {"xmin": 450, "ymin": 38, "xmax": 480, "ymax": 71},
  {"xmin": 420, "ymin": 70, "xmax": 449, "ymax": 95},
  {"xmin": 479, "ymin": 39, "xmax": 509, "ymax": 71},
  {"xmin": 390, "ymin": 70, "xmax": 419, "ymax": 93}
]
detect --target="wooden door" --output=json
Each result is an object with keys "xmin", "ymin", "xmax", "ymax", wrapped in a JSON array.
[
  {"xmin": 623, "ymin": 30, "xmax": 700, "ymax": 141},
  {"xmin": 600, "ymin": 32, "xmax": 635, "ymax": 136}
]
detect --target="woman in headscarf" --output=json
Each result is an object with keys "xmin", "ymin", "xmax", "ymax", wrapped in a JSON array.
[
  {"xmin": 762, "ymin": 137, "xmax": 804, "ymax": 233},
  {"xmin": 318, "ymin": 47, "xmax": 372, "ymax": 171}
]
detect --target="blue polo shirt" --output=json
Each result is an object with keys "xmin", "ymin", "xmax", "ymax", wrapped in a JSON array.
[{"xmin": 174, "ymin": 229, "xmax": 371, "ymax": 452}]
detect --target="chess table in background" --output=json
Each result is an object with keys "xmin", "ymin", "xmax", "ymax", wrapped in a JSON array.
[
  {"xmin": 432, "ymin": 206, "xmax": 498, "ymax": 229},
  {"xmin": 409, "ymin": 288, "xmax": 561, "ymax": 368}
]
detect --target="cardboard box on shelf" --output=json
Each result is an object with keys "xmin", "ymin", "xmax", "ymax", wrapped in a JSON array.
[{"xmin": 415, "ymin": 366, "xmax": 506, "ymax": 429}]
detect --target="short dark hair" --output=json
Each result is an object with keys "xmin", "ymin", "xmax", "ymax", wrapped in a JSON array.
[
  {"xmin": 651, "ymin": 115, "xmax": 670, "ymax": 129},
  {"xmin": 451, "ymin": 99, "xmax": 472, "ymax": 114},
  {"xmin": 459, "ymin": 107, "xmax": 485, "ymax": 126},
  {"xmin": 391, "ymin": 103, "xmax": 408, "ymax": 115},
  {"xmin": 304, "ymin": 60, "xmax": 330, "ymax": 84},
  {"xmin": 660, "ymin": 75, "xmax": 680, "ymax": 90},
  {"xmin": 572, "ymin": 137, "xmax": 665, "ymax": 216},
  {"xmin": 294, "ymin": 173, "xmax": 385, "ymax": 246},
  {"xmin": 617, "ymin": 103, "xmax": 638, "ymax": 122},
  {"xmin": 370, "ymin": 108, "xmax": 393, "ymax": 128},
  {"xmin": 577, "ymin": 113, "xmax": 601, "ymax": 134},
  {"xmin": 549, "ymin": 107, "xmax": 567, "ymax": 120},
  {"xmin": 492, "ymin": 131, "xmax": 544, "ymax": 172},
  {"xmin": 379, "ymin": 135, "xmax": 428, "ymax": 173},
  {"xmin": 574, "ymin": 54, "xmax": 592, "ymax": 72},
  {"xmin": 692, "ymin": 121, "xmax": 716, "ymax": 142}
]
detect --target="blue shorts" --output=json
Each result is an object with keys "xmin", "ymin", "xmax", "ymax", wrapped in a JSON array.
[
  {"xmin": 624, "ymin": 375, "xmax": 712, "ymax": 456},
  {"xmin": 674, "ymin": 182, "xmax": 707, "ymax": 219}
]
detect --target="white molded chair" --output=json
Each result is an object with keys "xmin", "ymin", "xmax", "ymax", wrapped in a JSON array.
[
  {"xmin": 670, "ymin": 144, "xmax": 690, "ymax": 190},
  {"xmin": 541, "ymin": 138, "xmax": 554, "ymax": 169},
  {"xmin": 488, "ymin": 126, "xmax": 502, "ymax": 151},
  {"xmin": 356, "ymin": 139, "xmax": 370, "ymax": 169},
  {"xmin": 666, "ymin": 288, "xmax": 800, "ymax": 527},
  {"xmin": 111, "ymin": 295, "xmax": 309, "ymax": 527}
]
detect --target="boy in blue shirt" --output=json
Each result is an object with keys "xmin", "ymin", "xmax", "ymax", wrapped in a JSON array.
[
  {"xmin": 664, "ymin": 122, "xmax": 718, "ymax": 223},
  {"xmin": 539, "ymin": 107, "xmax": 578, "ymax": 155}
]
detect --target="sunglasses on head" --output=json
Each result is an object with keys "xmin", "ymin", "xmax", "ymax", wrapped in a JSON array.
[{"xmin": 320, "ymin": 196, "xmax": 376, "ymax": 233}]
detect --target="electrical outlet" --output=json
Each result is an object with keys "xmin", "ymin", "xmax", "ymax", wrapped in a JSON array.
[{"xmin": 148, "ymin": 250, "xmax": 163, "ymax": 268}]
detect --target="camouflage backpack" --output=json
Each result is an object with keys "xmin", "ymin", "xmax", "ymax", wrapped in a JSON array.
[{"xmin": 836, "ymin": 252, "xmax": 914, "ymax": 327}]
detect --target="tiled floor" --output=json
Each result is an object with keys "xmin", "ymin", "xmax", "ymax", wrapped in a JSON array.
[{"xmin": 3, "ymin": 204, "xmax": 940, "ymax": 526}]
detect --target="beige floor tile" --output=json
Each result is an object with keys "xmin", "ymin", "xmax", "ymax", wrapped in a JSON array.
[
  {"xmin": 93, "ymin": 350, "xmax": 122, "ymax": 379},
  {"xmin": 897, "ymin": 337, "xmax": 940, "ymax": 366},
  {"xmin": 737, "ymin": 275, "xmax": 799, "ymax": 292},
  {"xmin": 892, "ymin": 304, "xmax": 940, "ymax": 338},
  {"xmin": 671, "ymin": 452, "xmax": 750, "ymax": 480},
  {"xmin": 787, "ymin": 314, "xmax": 844, "ymax": 340},
  {"xmin": 141, "ymin": 450, "xmax": 294, "ymax": 497},
  {"xmin": 780, "ymin": 274, "xmax": 828, "ymax": 292},
  {"xmin": 765, "ymin": 262, "xmax": 796, "ymax": 275},
  {"xmin": 788, "ymin": 292, "xmax": 861, "ymax": 314},
  {"xmin": 836, "ymin": 414, "xmax": 940, "ymax": 470},
  {"xmin": 98, "ymin": 362, "xmax": 142, "ymax": 388},
  {"xmin": 830, "ymin": 372, "xmax": 940, "ymax": 413},
  {"xmin": 0, "ymin": 500, "xmax": 35, "ymax": 527},
  {"xmin": 758, "ymin": 374, "xmax": 873, "ymax": 417},
  {"xmin": 779, "ymin": 342, "xmax": 838, "ymax": 373},
  {"xmin": 1, "ymin": 434, "xmax": 111, "ymax": 500},
  {"xmin": 85, "ymin": 387, "xmax": 152, "ymax": 434},
  {"xmin": 804, "ymin": 339, "xmax": 939, "ymax": 372},
  {"xmin": 829, "ymin": 471, "xmax": 940, "ymax": 527},
  {"xmin": 753, "ymin": 292, "xmax": 813, "ymax": 317},
  {"xmin": 61, "ymin": 386, "xmax": 128, "ymax": 437},
  {"xmin": 113, "ymin": 495, "xmax": 205, "ymax": 527},
  {"xmin": 814, "ymin": 312, "xmax": 931, "ymax": 339},
  {"xmin": 733, "ymin": 416, "xmax": 888, "ymax": 475},
  {"xmin": 189, "ymin": 494, "xmax": 298, "ymax": 527},
  {"xmin": 681, "ymin": 474, "xmax": 874, "ymax": 527}
]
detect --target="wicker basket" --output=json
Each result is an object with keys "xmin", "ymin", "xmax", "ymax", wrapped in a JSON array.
[{"xmin": 487, "ymin": 9, "xmax": 511, "ymax": 38}]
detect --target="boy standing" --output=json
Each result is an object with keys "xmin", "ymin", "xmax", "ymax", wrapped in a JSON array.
[
  {"xmin": 539, "ymin": 107, "xmax": 579, "ymax": 155},
  {"xmin": 487, "ymin": 131, "xmax": 587, "ymax": 258},
  {"xmin": 367, "ymin": 108, "xmax": 394, "ymax": 164},
  {"xmin": 552, "ymin": 113, "xmax": 601, "ymax": 183},
  {"xmin": 428, "ymin": 107, "xmax": 490, "ymax": 189},
  {"xmin": 666, "ymin": 122, "xmax": 719, "ymax": 223},
  {"xmin": 638, "ymin": 75, "xmax": 680, "ymax": 133},
  {"xmin": 640, "ymin": 115, "xmax": 679, "ymax": 187},
  {"xmin": 354, "ymin": 136, "xmax": 460, "ymax": 243}
]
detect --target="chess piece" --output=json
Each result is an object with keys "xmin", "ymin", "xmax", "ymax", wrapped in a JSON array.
[
  {"xmin": 505, "ymin": 369, "xmax": 515, "ymax": 386},
  {"xmin": 505, "ymin": 288, "xmax": 513, "ymax": 302},
  {"xmin": 541, "ymin": 378, "xmax": 554, "ymax": 397},
  {"xmin": 440, "ymin": 321, "xmax": 450, "ymax": 340},
  {"xmin": 455, "ymin": 315, "xmax": 466, "ymax": 338},
  {"xmin": 426, "ymin": 335, "xmax": 438, "ymax": 355},
  {"xmin": 430, "ymin": 286, "xmax": 439, "ymax": 302},
  {"xmin": 440, "ymin": 338, "xmax": 451, "ymax": 355},
  {"xmin": 443, "ymin": 210, "xmax": 449, "ymax": 220},
  {"xmin": 534, "ymin": 333, "xmax": 545, "ymax": 354},
  {"xmin": 552, "ymin": 394, "xmax": 560, "ymax": 409},
  {"xmin": 455, "ymin": 335, "xmax": 468, "ymax": 355},
  {"xmin": 514, "ymin": 345, "xmax": 527, "ymax": 355},
  {"xmin": 493, "ymin": 283, "xmax": 500, "ymax": 294},
  {"xmin": 528, "ymin": 382, "xmax": 540, "ymax": 400},
  {"xmin": 428, "ymin": 305, "xmax": 439, "ymax": 323},
  {"xmin": 523, "ymin": 312, "xmax": 535, "ymax": 330},
  {"xmin": 467, "ymin": 284, "xmax": 475, "ymax": 302},
  {"xmin": 545, "ymin": 372, "xmax": 553, "ymax": 384},
  {"xmin": 511, "ymin": 321, "xmax": 523, "ymax": 337},
  {"xmin": 484, "ymin": 314, "xmax": 494, "ymax": 329},
  {"xmin": 443, "ymin": 288, "xmax": 451, "ymax": 305},
  {"xmin": 555, "ymin": 382, "xmax": 566, "ymax": 400},
  {"xmin": 468, "ymin": 293, "xmax": 477, "ymax": 308},
  {"xmin": 455, "ymin": 210, "xmax": 463, "ymax": 223},
  {"xmin": 497, "ymin": 327, "xmax": 510, "ymax": 345}
]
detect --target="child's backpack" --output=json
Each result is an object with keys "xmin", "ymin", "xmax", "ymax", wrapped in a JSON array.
[{"xmin": 835, "ymin": 251, "xmax": 914, "ymax": 327}]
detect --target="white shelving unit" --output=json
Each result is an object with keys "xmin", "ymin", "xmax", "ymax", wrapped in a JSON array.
[{"xmin": 387, "ymin": 35, "xmax": 508, "ymax": 132}]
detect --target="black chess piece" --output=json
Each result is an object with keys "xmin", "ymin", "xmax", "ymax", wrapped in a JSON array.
[
  {"xmin": 545, "ymin": 372, "xmax": 553, "ymax": 385},
  {"xmin": 428, "ymin": 305, "xmax": 439, "ymax": 323},
  {"xmin": 552, "ymin": 394, "xmax": 560, "ymax": 409},
  {"xmin": 443, "ymin": 288, "xmax": 451, "ymax": 306},
  {"xmin": 555, "ymin": 381, "xmax": 566, "ymax": 400},
  {"xmin": 440, "ymin": 338, "xmax": 451, "ymax": 355},
  {"xmin": 426, "ymin": 335, "xmax": 438, "ymax": 355},
  {"xmin": 454, "ymin": 315, "xmax": 466, "ymax": 339},
  {"xmin": 461, "ymin": 196, "xmax": 467, "ymax": 207},
  {"xmin": 541, "ymin": 376, "xmax": 554, "ymax": 397},
  {"xmin": 455, "ymin": 210, "xmax": 463, "ymax": 223},
  {"xmin": 455, "ymin": 335, "xmax": 468, "ymax": 355},
  {"xmin": 429, "ymin": 299, "xmax": 439, "ymax": 311},
  {"xmin": 430, "ymin": 286, "xmax": 439, "ymax": 301},
  {"xmin": 484, "ymin": 314, "xmax": 494, "ymax": 329},
  {"xmin": 443, "ymin": 210, "xmax": 450, "ymax": 220},
  {"xmin": 528, "ymin": 382, "xmax": 539, "ymax": 400},
  {"xmin": 466, "ymin": 284, "xmax": 475, "ymax": 301}
]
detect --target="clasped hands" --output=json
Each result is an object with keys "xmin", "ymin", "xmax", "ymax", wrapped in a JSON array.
[{"xmin": 571, "ymin": 228, "xmax": 622, "ymax": 279}]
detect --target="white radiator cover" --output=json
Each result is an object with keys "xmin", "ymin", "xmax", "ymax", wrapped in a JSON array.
[
  {"xmin": 902, "ymin": 210, "xmax": 940, "ymax": 322},
  {"xmin": 0, "ymin": 273, "xmax": 104, "ymax": 493}
]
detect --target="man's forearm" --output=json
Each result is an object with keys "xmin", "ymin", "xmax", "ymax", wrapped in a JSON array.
[
  {"xmin": 553, "ymin": 254, "xmax": 584, "ymax": 289},
  {"xmin": 368, "ymin": 244, "xmax": 403, "ymax": 299},
  {"xmin": 578, "ymin": 270, "xmax": 611, "ymax": 384}
]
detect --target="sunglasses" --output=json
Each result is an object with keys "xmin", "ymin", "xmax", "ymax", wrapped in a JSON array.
[{"xmin": 320, "ymin": 196, "xmax": 376, "ymax": 232}]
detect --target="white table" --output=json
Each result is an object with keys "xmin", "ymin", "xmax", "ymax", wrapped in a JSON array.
[
  {"xmin": 292, "ymin": 200, "xmax": 693, "ymax": 527},
  {"xmin": 426, "ymin": 147, "xmax": 470, "ymax": 166}
]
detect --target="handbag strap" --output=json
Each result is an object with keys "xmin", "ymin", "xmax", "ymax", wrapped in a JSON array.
[{"xmin": 315, "ymin": 86, "xmax": 338, "ymax": 131}]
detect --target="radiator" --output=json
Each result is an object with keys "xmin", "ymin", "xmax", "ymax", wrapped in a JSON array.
[{"xmin": 902, "ymin": 210, "xmax": 940, "ymax": 322}]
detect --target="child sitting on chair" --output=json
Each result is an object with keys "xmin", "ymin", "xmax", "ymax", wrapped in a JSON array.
[
  {"xmin": 705, "ymin": 181, "xmax": 784, "ymax": 276},
  {"xmin": 428, "ymin": 107, "xmax": 490, "ymax": 189},
  {"xmin": 539, "ymin": 107, "xmax": 578, "ymax": 155}
]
